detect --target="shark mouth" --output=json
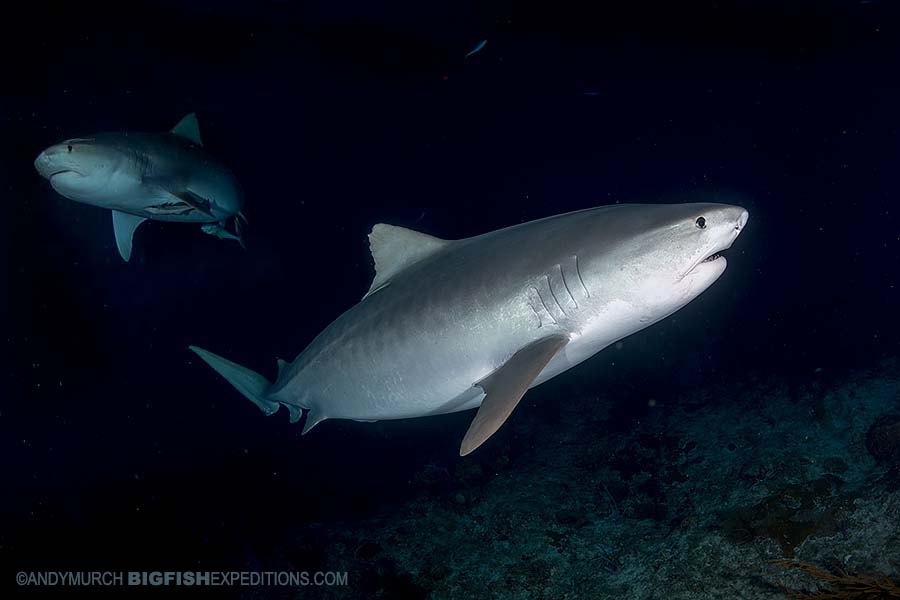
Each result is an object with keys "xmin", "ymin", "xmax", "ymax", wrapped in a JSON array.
[
  {"xmin": 683, "ymin": 247, "xmax": 729, "ymax": 279},
  {"xmin": 48, "ymin": 169, "xmax": 84, "ymax": 180}
]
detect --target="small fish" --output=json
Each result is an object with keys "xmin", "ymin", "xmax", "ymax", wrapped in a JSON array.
[
  {"xmin": 465, "ymin": 39, "xmax": 487, "ymax": 58},
  {"xmin": 201, "ymin": 223, "xmax": 244, "ymax": 248}
]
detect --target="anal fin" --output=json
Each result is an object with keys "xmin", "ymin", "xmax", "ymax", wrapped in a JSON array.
[{"xmin": 460, "ymin": 334, "xmax": 568, "ymax": 456}]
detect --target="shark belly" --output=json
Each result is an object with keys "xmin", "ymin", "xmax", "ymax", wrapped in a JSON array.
[{"xmin": 284, "ymin": 299, "xmax": 638, "ymax": 421}]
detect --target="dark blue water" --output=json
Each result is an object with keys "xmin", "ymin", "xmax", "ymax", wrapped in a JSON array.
[{"xmin": 3, "ymin": 1, "xmax": 899, "ymax": 597}]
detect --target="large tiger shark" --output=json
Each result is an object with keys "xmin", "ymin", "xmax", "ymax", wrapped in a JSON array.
[
  {"xmin": 191, "ymin": 202, "xmax": 749, "ymax": 455},
  {"xmin": 34, "ymin": 114, "xmax": 245, "ymax": 261}
]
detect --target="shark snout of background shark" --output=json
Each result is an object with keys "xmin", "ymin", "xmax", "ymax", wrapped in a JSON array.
[{"xmin": 35, "ymin": 138, "xmax": 105, "ymax": 173}]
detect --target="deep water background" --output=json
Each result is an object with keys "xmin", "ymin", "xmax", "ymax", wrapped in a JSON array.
[{"xmin": 1, "ymin": 0, "xmax": 898, "ymax": 593}]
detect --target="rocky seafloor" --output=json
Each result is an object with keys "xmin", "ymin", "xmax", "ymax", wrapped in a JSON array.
[{"xmin": 249, "ymin": 357, "xmax": 900, "ymax": 599}]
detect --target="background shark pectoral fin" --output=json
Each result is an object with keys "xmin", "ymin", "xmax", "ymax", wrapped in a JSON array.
[
  {"xmin": 460, "ymin": 334, "xmax": 569, "ymax": 456},
  {"xmin": 111, "ymin": 210, "xmax": 147, "ymax": 262}
]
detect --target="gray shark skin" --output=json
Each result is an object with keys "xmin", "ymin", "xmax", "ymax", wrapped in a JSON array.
[
  {"xmin": 190, "ymin": 202, "xmax": 749, "ymax": 455},
  {"xmin": 34, "ymin": 114, "xmax": 245, "ymax": 261}
]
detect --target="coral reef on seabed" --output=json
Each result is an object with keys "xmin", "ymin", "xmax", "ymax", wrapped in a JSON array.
[
  {"xmin": 249, "ymin": 357, "xmax": 900, "ymax": 599},
  {"xmin": 771, "ymin": 560, "xmax": 900, "ymax": 599}
]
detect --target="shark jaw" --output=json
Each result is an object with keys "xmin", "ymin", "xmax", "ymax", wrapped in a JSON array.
[
  {"xmin": 48, "ymin": 169, "xmax": 82, "ymax": 180},
  {"xmin": 682, "ymin": 209, "xmax": 748, "ymax": 279}
]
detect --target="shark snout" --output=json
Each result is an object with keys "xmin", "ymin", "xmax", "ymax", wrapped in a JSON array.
[
  {"xmin": 34, "ymin": 146, "xmax": 69, "ymax": 178},
  {"xmin": 34, "ymin": 145, "xmax": 86, "ymax": 180},
  {"xmin": 33, "ymin": 150, "xmax": 53, "ymax": 178},
  {"xmin": 721, "ymin": 207, "xmax": 749, "ymax": 251}
]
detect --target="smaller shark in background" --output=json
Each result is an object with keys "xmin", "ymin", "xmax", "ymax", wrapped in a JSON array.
[{"xmin": 34, "ymin": 114, "xmax": 246, "ymax": 261}]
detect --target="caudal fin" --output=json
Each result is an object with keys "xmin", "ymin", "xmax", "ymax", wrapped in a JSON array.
[{"xmin": 189, "ymin": 345, "xmax": 280, "ymax": 415}]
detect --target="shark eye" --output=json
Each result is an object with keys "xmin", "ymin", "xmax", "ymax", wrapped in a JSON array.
[
  {"xmin": 67, "ymin": 145, "xmax": 73, "ymax": 153},
  {"xmin": 695, "ymin": 216, "xmax": 707, "ymax": 229}
]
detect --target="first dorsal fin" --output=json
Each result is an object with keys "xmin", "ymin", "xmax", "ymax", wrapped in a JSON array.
[
  {"xmin": 364, "ymin": 224, "xmax": 448, "ymax": 299},
  {"xmin": 171, "ymin": 113, "xmax": 203, "ymax": 146},
  {"xmin": 276, "ymin": 358, "xmax": 288, "ymax": 375}
]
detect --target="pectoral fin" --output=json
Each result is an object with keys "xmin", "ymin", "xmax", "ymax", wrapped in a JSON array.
[
  {"xmin": 460, "ymin": 334, "xmax": 568, "ymax": 456},
  {"xmin": 111, "ymin": 210, "xmax": 147, "ymax": 262}
]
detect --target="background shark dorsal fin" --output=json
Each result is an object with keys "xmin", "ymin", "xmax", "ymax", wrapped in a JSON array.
[
  {"xmin": 111, "ymin": 210, "xmax": 147, "ymax": 262},
  {"xmin": 171, "ymin": 113, "xmax": 203, "ymax": 146},
  {"xmin": 364, "ymin": 224, "xmax": 449, "ymax": 298}
]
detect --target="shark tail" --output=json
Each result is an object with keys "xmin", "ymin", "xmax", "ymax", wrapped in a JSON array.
[{"xmin": 189, "ymin": 345, "xmax": 279, "ymax": 416}]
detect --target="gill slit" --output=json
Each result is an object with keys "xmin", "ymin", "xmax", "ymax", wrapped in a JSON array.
[
  {"xmin": 527, "ymin": 301, "xmax": 543, "ymax": 328},
  {"xmin": 558, "ymin": 263, "xmax": 577, "ymax": 309},
  {"xmin": 574, "ymin": 254, "xmax": 590, "ymax": 297},
  {"xmin": 545, "ymin": 275, "xmax": 568, "ymax": 318},
  {"xmin": 531, "ymin": 285, "xmax": 558, "ymax": 325}
]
